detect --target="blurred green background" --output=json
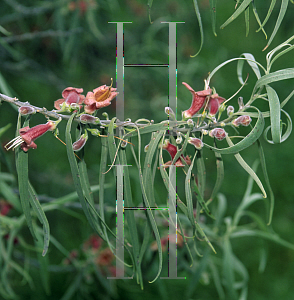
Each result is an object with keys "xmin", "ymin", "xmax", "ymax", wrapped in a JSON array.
[{"xmin": 1, "ymin": 0, "xmax": 294, "ymax": 299}]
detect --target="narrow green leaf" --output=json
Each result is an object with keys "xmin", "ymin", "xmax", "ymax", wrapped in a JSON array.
[
  {"xmin": 34, "ymin": 227, "xmax": 50, "ymax": 295},
  {"xmin": 120, "ymin": 149, "xmax": 143, "ymax": 288},
  {"xmin": 256, "ymin": 0, "xmax": 276, "ymax": 33},
  {"xmin": 158, "ymin": 135, "xmax": 188, "ymax": 216},
  {"xmin": 205, "ymin": 107, "xmax": 264, "ymax": 154},
  {"xmin": 266, "ymin": 85, "xmax": 281, "ymax": 143},
  {"xmin": 196, "ymin": 151, "xmax": 206, "ymax": 197},
  {"xmin": 28, "ymin": 183, "xmax": 50, "ymax": 256},
  {"xmin": 209, "ymin": 0, "xmax": 217, "ymax": 36},
  {"xmin": 254, "ymin": 68, "xmax": 294, "ymax": 94},
  {"xmin": 209, "ymin": 150, "xmax": 224, "ymax": 203},
  {"xmin": 123, "ymin": 122, "xmax": 170, "ymax": 139},
  {"xmin": 264, "ymin": 109, "xmax": 292, "ymax": 143},
  {"xmin": 244, "ymin": 6, "xmax": 250, "ymax": 37},
  {"xmin": 257, "ymin": 140, "xmax": 275, "ymax": 225},
  {"xmin": 191, "ymin": 0, "xmax": 204, "ymax": 57},
  {"xmin": 237, "ymin": 53, "xmax": 261, "ymax": 85},
  {"xmin": 252, "ymin": 1, "xmax": 267, "ymax": 38},
  {"xmin": 230, "ymin": 229, "xmax": 294, "ymax": 250},
  {"xmin": 130, "ymin": 127, "xmax": 163, "ymax": 283},
  {"xmin": 65, "ymin": 113, "xmax": 100, "ymax": 234},
  {"xmin": 223, "ymin": 238, "xmax": 238, "ymax": 299},
  {"xmin": 185, "ymin": 152, "xmax": 216, "ymax": 253},
  {"xmin": 226, "ymin": 136, "xmax": 267, "ymax": 198},
  {"xmin": 263, "ymin": 0, "xmax": 289, "ymax": 50},
  {"xmin": 15, "ymin": 149, "xmax": 37, "ymax": 240},
  {"xmin": 220, "ymin": 0, "xmax": 252, "ymax": 29}
]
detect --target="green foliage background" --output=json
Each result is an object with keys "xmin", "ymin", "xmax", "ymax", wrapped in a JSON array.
[{"xmin": 1, "ymin": 0, "xmax": 294, "ymax": 299}]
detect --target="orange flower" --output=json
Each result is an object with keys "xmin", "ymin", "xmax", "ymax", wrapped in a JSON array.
[
  {"xmin": 54, "ymin": 87, "xmax": 85, "ymax": 110},
  {"xmin": 84, "ymin": 80, "xmax": 118, "ymax": 114}
]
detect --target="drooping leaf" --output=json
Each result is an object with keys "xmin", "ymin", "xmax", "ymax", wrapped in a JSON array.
[{"xmin": 220, "ymin": 0, "xmax": 252, "ymax": 30}]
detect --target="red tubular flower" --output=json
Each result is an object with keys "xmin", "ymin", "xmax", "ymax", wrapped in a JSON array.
[
  {"xmin": 232, "ymin": 115, "xmax": 252, "ymax": 127},
  {"xmin": 5, "ymin": 121, "xmax": 57, "ymax": 152},
  {"xmin": 54, "ymin": 87, "xmax": 85, "ymax": 110},
  {"xmin": 182, "ymin": 82, "xmax": 212, "ymax": 119},
  {"xmin": 161, "ymin": 139, "xmax": 191, "ymax": 167},
  {"xmin": 207, "ymin": 93, "xmax": 226, "ymax": 115},
  {"xmin": 84, "ymin": 80, "xmax": 118, "ymax": 114},
  {"xmin": 209, "ymin": 128, "xmax": 227, "ymax": 141}
]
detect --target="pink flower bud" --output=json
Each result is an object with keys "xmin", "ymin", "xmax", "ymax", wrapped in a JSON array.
[
  {"xmin": 19, "ymin": 106, "xmax": 36, "ymax": 115},
  {"xmin": 227, "ymin": 105, "xmax": 234, "ymax": 116},
  {"xmin": 80, "ymin": 114, "xmax": 100, "ymax": 124},
  {"xmin": 188, "ymin": 137, "xmax": 203, "ymax": 149},
  {"xmin": 72, "ymin": 132, "xmax": 88, "ymax": 151},
  {"xmin": 209, "ymin": 128, "xmax": 227, "ymax": 141},
  {"xmin": 232, "ymin": 115, "xmax": 252, "ymax": 127}
]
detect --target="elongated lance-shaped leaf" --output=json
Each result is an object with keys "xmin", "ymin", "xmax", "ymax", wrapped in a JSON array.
[
  {"xmin": 252, "ymin": 1, "xmax": 267, "ymax": 38},
  {"xmin": 257, "ymin": 140, "xmax": 275, "ymax": 225},
  {"xmin": 204, "ymin": 107, "xmax": 264, "ymax": 155},
  {"xmin": 15, "ymin": 148, "xmax": 37, "ymax": 241},
  {"xmin": 143, "ymin": 130, "xmax": 164, "ymax": 207},
  {"xmin": 159, "ymin": 136, "xmax": 216, "ymax": 253},
  {"xmin": 209, "ymin": 0, "xmax": 217, "ymax": 36},
  {"xmin": 120, "ymin": 149, "xmax": 143, "ymax": 288},
  {"xmin": 191, "ymin": 0, "xmax": 204, "ymax": 57},
  {"xmin": 130, "ymin": 126, "xmax": 163, "ymax": 283},
  {"xmin": 78, "ymin": 149, "xmax": 104, "ymax": 237},
  {"xmin": 264, "ymin": 109, "xmax": 292, "ymax": 143},
  {"xmin": 28, "ymin": 183, "xmax": 50, "ymax": 256},
  {"xmin": 263, "ymin": 0, "xmax": 289, "ymax": 51},
  {"xmin": 220, "ymin": 0, "xmax": 252, "ymax": 29},
  {"xmin": 196, "ymin": 150, "xmax": 206, "ymax": 197},
  {"xmin": 237, "ymin": 53, "xmax": 261, "ymax": 85},
  {"xmin": 185, "ymin": 152, "xmax": 198, "ymax": 234},
  {"xmin": 265, "ymin": 85, "xmax": 281, "ymax": 143},
  {"xmin": 34, "ymin": 226, "xmax": 50, "ymax": 295},
  {"xmin": 222, "ymin": 237, "xmax": 238, "ymax": 299},
  {"xmin": 65, "ymin": 113, "xmax": 102, "ymax": 236},
  {"xmin": 158, "ymin": 134, "xmax": 188, "ymax": 216},
  {"xmin": 123, "ymin": 121, "xmax": 175, "ymax": 139},
  {"xmin": 66, "ymin": 116, "xmax": 133, "ymax": 269},
  {"xmin": 226, "ymin": 136, "xmax": 267, "ymax": 198},
  {"xmin": 190, "ymin": 168, "xmax": 214, "ymax": 219},
  {"xmin": 253, "ymin": 68, "xmax": 294, "ymax": 94},
  {"xmin": 256, "ymin": 0, "xmax": 276, "ymax": 33},
  {"xmin": 244, "ymin": 5, "xmax": 250, "ymax": 37},
  {"xmin": 208, "ymin": 147, "xmax": 224, "ymax": 204},
  {"xmin": 99, "ymin": 129, "xmax": 111, "ymax": 247}
]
